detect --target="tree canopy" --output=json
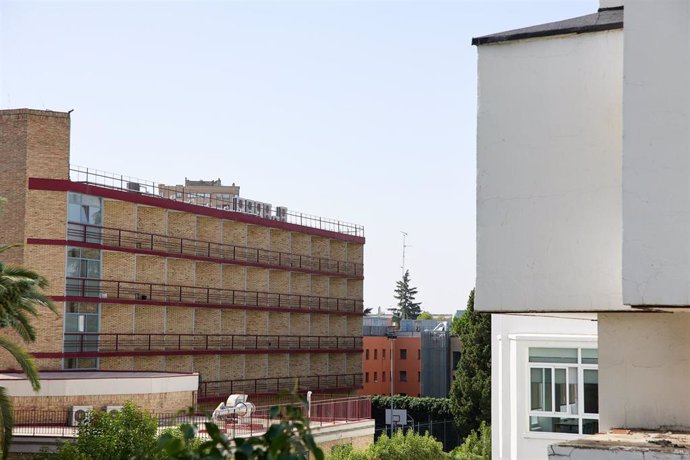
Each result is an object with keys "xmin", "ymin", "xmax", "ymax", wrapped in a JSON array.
[
  {"xmin": 389, "ymin": 270, "xmax": 422, "ymax": 321},
  {"xmin": 449, "ymin": 289, "xmax": 491, "ymax": 439}
]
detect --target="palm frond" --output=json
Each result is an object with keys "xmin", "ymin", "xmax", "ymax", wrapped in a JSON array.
[
  {"xmin": 0, "ymin": 386, "xmax": 14, "ymax": 460},
  {"xmin": 0, "ymin": 338, "xmax": 40, "ymax": 391}
]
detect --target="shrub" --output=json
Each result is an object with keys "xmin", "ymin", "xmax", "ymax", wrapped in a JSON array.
[
  {"xmin": 450, "ymin": 422, "xmax": 490, "ymax": 460},
  {"xmin": 326, "ymin": 429, "xmax": 448, "ymax": 460}
]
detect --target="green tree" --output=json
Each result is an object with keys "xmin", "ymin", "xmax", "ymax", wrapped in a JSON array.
[
  {"xmin": 450, "ymin": 422, "xmax": 491, "ymax": 460},
  {"xmin": 449, "ymin": 289, "xmax": 491, "ymax": 439},
  {"xmin": 45, "ymin": 402, "xmax": 162, "ymax": 460},
  {"xmin": 0, "ymin": 198, "xmax": 56, "ymax": 458},
  {"xmin": 417, "ymin": 311, "xmax": 433, "ymax": 320},
  {"xmin": 389, "ymin": 270, "xmax": 422, "ymax": 321}
]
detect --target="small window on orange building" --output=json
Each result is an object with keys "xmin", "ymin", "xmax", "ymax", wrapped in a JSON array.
[
  {"xmin": 418, "ymin": 349, "xmax": 421, "ymax": 360},
  {"xmin": 366, "ymin": 349, "xmax": 369, "ymax": 360},
  {"xmin": 400, "ymin": 371, "xmax": 407, "ymax": 382},
  {"xmin": 383, "ymin": 348, "xmax": 386, "ymax": 359},
  {"xmin": 383, "ymin": 371, "xmax": 386, "ymax": 382},
  {"xmin": 365, "ymin": 372, "xmax": 369, "ymax": 383},
  {"xmin": 374, "ymin": 372, "xmax": 378, "ymax": 382},
  {"xmin": 400, "ymin": 349, "xmax": 407, "ymax": 360},
  {"xmin": 374, "ymin": 349, "xmax": 378, "ymax": 360},
  {"xmin": 418, "ymin": 371, "xmax": 421, "ymax": 382}
]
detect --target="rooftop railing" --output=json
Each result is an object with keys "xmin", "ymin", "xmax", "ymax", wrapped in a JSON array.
[
  {"xmin": 199, "ymin": 373, "xmax": 364, "ymax": 400},
  {"xmin": 51, "ymin": 332, "xmax": 362, "ymax": 357},
  {"xmin": 64, "ymin": 277, "xmax": 364, "ymax": 314},
  {"xmin": 69, "ymin": 166, "xmax": 364, "ymax": 237},
  {"xmin": 12, "ymin": 396, "xmax": 371, "ymax": 438},
  {"xmin": 67, "ymin": 222, "xmax": 363, "ymax": 278}
]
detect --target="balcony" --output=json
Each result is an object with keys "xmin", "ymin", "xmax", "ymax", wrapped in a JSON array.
[
  {"xmin": 63, "ymin": 277, "xmax": 364, "ymax": 315},
  {"xmin": 69, "ymin": 166, "xmax": 364, "ymax": 238},
  {"xmin": 66, "ymin": 222, "xmax": 363, "ymax": 278},
  {"xmin": 34, "ymin": 333, "xmax": 363, "ymax": 358},
  {"xmin": 198, "ymin": 373, "xmax": 364, "ymax": 400}
]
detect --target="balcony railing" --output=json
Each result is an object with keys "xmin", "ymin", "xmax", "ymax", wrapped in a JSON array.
[
  {"xmin": 199, "ymin": 373, "xmax": 364, "ymax": 399},
  {"xmin": 67, "ymin": 222, "xmax": 363, "ymax": 278},
  {"xmin": 58, "ymin": 333, "xmax": 362, "ymax": 356},
  {"xmin": 70, "ymin": 165, "xmax": 364, "ymax": 237},
  {"xmin": 64, "ymin": 277, "xmax": 364, "ymax": 314},
  {"xmin": 12, "ymin": 397, "xmax": 371, "ymax": 437}
]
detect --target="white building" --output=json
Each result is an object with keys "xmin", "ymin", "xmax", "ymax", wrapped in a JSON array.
[{"xmin": 475, "ymin": 0, "xmax": 690, "ymax": 458}]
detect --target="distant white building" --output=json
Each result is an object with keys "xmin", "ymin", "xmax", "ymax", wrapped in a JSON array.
[{"xmin": 474, "ymin": 0, "xmax": 690, "ymax": 458}]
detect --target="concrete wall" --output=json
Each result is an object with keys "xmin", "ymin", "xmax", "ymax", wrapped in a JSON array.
[
  {"xmin": 492, "ymin": 314, "xmax": 597, "ymax": 460},
  {"xmin": 476, "ymin": 30, "xmax": 625, "ymax": 312},
  {"xmin": 622, "ymin": 0, "xmax": 690, "ymax": 306},
  {"xmin": 599, "ymin": 311, "xmax": 690, "ymax": 431}
]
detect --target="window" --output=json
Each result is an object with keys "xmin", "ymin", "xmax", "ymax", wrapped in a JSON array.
[
  {"xmin": 383, "ymin": 372, "xmax": 386, "ymax": 382},
  {"xmin": 383, "ymin": 348, "xmax": 386, "ymax": 359},
  {"xmin": 366, "ymin": 349, "xmax": 369, "ymax": 360},
  {"xmin": 400, "ymin": 371, "xmax": 407, "ymax": 382},
  {"xmin": 418, "ymin": 371, "xmax": 421, "ymax": 383},
  {"xmin": 365, "ymin": 372, "xmax": 369, "ymax": 383},
  {"xmin": 529, "ymin": 347, "xmax": 599, "ymax": 435},
  {"xmin": 68, "ymin": 193, "xmax": 103, "ymax": 243},
  {"xmin": 418, "ymin": 349, "xmax": 421, "ymax": 360},
  {"xmin": 374, "ymin": 372, "xmax": 378, "ymax": 383},
  {"xmin": 374, "ymin": 349, "xmax": 378, "ymax": 360},
  {"xmin": 64, "ymin": 302, "xmax": 100, "ymax": 370},
  {"xmin": 65, "ymin": 247, "xmax": 101, "ymax": 297},
  {"xmin": 400, "ymin": 349, "xmax": 407, "ymax": 360}
]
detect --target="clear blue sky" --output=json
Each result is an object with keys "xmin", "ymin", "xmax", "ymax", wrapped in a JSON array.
[{"xmin": 0, "ymin": 0, "xmax": 597, "ymax": 315}]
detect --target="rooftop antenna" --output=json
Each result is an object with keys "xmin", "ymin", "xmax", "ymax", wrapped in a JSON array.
[{"xmin": 400, "ymin": 231, "xmax": 411, "ymax": 277}]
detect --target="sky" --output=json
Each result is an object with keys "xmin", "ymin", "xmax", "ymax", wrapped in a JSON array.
[{"xmin": 0, "ymin": 0, "xmax": 597, "ymax": 315}]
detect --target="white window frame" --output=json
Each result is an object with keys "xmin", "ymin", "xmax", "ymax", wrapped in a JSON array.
[{"xmin": 528, "ymin": 347, "xmax": 599, "ymax": 435}]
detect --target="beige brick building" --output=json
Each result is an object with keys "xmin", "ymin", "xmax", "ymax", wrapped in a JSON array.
[{"xmin": 0, "ymin": 108, "xmax": 365, "ymax": 405}]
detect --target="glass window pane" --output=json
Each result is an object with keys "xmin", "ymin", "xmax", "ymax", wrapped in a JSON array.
[
  {"xmin": 529, "ymin": 416, "xmax": 579, "ymax": 434},
  {"xmin": 569, "ymin": 367, "xmax": 578, "ymax": 414},
  {"xmin": 529, "ymin": 348, "xmax": 578, "ymax": 363},
  {"xmin": 69, "ymin": 193, "xmax": 81, "ymax": 205},
  {"xmin": 582, "ymin": 349, "xmax": 598, "ymax": 364},
  {"xmin": 530, "ymin": 368, "xmax": 544, "ymax": 411},
  {"xmin": 555, "ymin": 369, "xmax": 567, "ymax": 412},
  {"xmin": 81, "ymin": 248, "xmax": 100, "ymax": 260},
  {"xmin": 87, "ymin": 261, "xmax": 100, "ymax": 278},
  {"xmin": 81, "ymin": 195, "xmax": 101, "ymax": 207},
  {"xmin": 80, "ymin": 205, "xmax": 89, "ymax": 223},
  {"xmin": 66, "ymin": 259, "xmax": 81, "ymax": 277},
  {"xmin": 66, "ymin": 302, "xmax": 79, "ymax": 313},
  {"xmin": 544, "ymin": 369, "xmax": 552, "ymax": 411},
  {"xmin": 68, "ymin": 204, "xmax": 82, "ymax": 222},
  {"xmin": 64, "ymin": 314, "xmax": 79, "ymax": 333},
  {"xmin": 582, "ymin": 419, "xmax": 599, "ymax": 435},
  {"xmin": 91, "ymin": 209, "xmax": 102, "ymax": 225},
  {"xmin": 584, "ymin": 370, "xmax": 599, "ymax": 414},
  {"xmin": 85, "ymin": 315, "xmax": 99, "ymax": 332},
  {"xmin": 79, "ymin": 303, "xmax": 98, "ymax": 314},
  {"xmin": 67, "ymin": 248, "xmax": 81, "ymax": 258}
]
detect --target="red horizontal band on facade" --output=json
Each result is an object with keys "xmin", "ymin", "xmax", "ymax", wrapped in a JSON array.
[
  {"xmin": 28, "ymin": 178, "xmax": 365, "ymax": 244},
  {"xmin": 28, "ymin": 237, "xmax": 363, "ymax": 280},
  {"xmin": 33, "ymin": 348, "xmax": 363, "ymax": 359},
  {"xmin": 54, "ymin": 296, "xmax": 364, "ymax": 316}
]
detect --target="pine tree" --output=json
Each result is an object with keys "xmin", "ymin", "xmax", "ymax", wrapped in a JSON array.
[
  {"xmin": 389, "ymin": 270, "xmax": 422, "ymax": 321},
  {"xmin": 449, "ymin": 289, "xmax": 491, "ymax": 439}
]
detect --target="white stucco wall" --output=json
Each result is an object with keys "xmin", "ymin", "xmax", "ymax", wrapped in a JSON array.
[
  {"xmin": 476, "ymin": 30, "xmax": 625, "ymax": 312},
  {"xmin": 622, "ymin": 0, "xmax": 690, "ymax": 306},
  {"xmin": 599, "ymin": 312, "xmax": 690, "ymax": 431},
  {"xmin": 492, "ymin": 314, "xmax": 597, "ymax": 460}
]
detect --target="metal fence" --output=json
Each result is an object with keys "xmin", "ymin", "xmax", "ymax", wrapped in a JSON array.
[
  {"xmin": 70, "ymin": 166, "xmax": 364, "ymax": 237},
  {"xmin": 12, "ymin": 397, "xmax": 371, "ymax": 440}
]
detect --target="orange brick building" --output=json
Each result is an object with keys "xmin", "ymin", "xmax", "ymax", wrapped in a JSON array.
[
  {"xmin": 360, "ymin": 335, "xmax": 421, "ymax": 397},
  {"xmin": 0, "ymin": 109, "xmax": 365, "ymax": 404}
]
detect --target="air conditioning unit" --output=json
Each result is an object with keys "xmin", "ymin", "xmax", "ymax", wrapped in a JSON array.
[
  {"xmin": 70, "ymin": 405, "xmax": 93, "ymax": 426},
  {"xmin": 276, "ymin": 207, "xmax": 288, "ymax": 222},
  {"xmin": 106, "ymin": 405, "xmax": 124, "ymax": 414},
  {"xmin": 126, "ymin": 182, "xmax": 141, "ymax": 192},
  {"xmin": 234, "ymin": 197, "xmax": 245, "ymax": 212},
  {"xmin": 263, "ymin": 204, "xmax": 273, "ymax": 219}
]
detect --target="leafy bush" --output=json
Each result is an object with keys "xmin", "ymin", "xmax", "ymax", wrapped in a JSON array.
[
  {"xmin": 450, "ymin": 422, "xmax": 490, "ymax": 460},
  {"xmin": 327, "ymin": 429, "xmax": 447, "ymax": 460},
  {"xmin": 43, "ymin": 402, "xmax": 161, "ymax": 460},
  {"xmin": 159, "ymin": 403, "xmax": 324, "ymax": 460}
]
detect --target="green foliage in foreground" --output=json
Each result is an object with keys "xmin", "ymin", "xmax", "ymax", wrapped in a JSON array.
[
  {"xmin": 329, "ymin": 429, "xmax": 448, "ymax": 460},
  {"xmin": 159, "ymin": 403, "xmax": 324, "ymax": 460},
  {"xmin": 42, "ymin": 402, "xmax": 161, "ymax": 460},
  {"xmin": 450, "ymin": 422, "xmax": 491, "ymax": 460}
]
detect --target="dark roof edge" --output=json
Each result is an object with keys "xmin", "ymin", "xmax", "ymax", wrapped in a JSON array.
[
  {"xmin": 598, "ymin": 6, "xmax": 624, "ymax": 12},
  {"xmin": 472, "ymin": 13, "xmax": 623, "ymax": 46}
]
